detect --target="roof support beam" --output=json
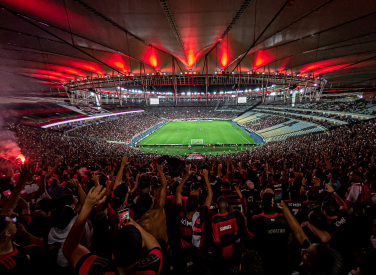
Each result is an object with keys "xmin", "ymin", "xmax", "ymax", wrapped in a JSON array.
[
  {"xmin": 159, "ymin": 0, "xmax": 187, "ymax": 62},
  {"xmin": 207, "ymin": 0, "xmax": 253, "ymax": 56},
  {"xmin": 230, "ymin": 0, "xmax": 291, "ymax": 72}
]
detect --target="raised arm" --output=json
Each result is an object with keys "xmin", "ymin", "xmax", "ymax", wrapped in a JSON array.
[
  {"xmin": 63, "ymin": 185, "xmax": 107, "ymax": 267},
  {"xmin": 176, "ymin": 164, "xmax": 191, "ymax": 205},
  {"xmin": 202, "ymin": 169, "xmax": 213, "ymax": 208},
  {"xmin": 217, "ymin": 163, "xmax": 222, "ymax": 178},
  {"xmin": 17, "ymin": 197, "xmax": 31, "ymax": 217},
  {"xmin": 323, "ymin": 152, "xmax": 332, "ymax": 171},
  {"xmin": 325, "ymin": 183, "xmax": 347, "ymax": 211},
  {"xmin": 46, "ymin": 157, "xmax": 61, "ymax": 179},
  {"xmin": 1, "ymin": 164, "xmax": 32, "ymax": 217},
  {"xmin": 113, "ymin": 156, "xmax": 130, "ymax": 190},
  {"xmin": 303, "ymin": 221, "xmax": 331, "ymax": 243},
  {"xmin": 131, "ymin": 172, "xmax": 139, "ymax": 192},
  {"xmin": 278, "ymin": 200, "xmax": 309, "ymax": 247},
  {"xmin": 233, "ymin": 184, "xmax": 247, "ymax": 216},
  {"xmin": 155, "ymin": 164, "xmax": 167, "ymax": 210},
  {"xmin": 69, "ymin": 179, "xmax": 87, "ymax": 206}
]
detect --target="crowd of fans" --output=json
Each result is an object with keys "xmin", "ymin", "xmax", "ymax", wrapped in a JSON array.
[
  {"xmin": 260, "ymin": 107, "xmax": 360, "ymax": 124},
  {"xmin": 244, "ymin": 115, "xmax": 289, "ymax": 131},
  {"xmin": 295, "ymin": 98, "xmax": 376, "ymax": 115},
  {"xmin": 263, "ymin": 97, "xmax": 376, "ymax": 116},
  {"xmin": 146, "ymin": 107, "xmax": 241, "ymax": 120},
  {"xmin": 1, "ymin": 111, "xmax": 376, "ymax": 275},
  {"xmin": 256, "ymin": 110, "xmax": 334, "ymax": 129},
  {"xmin": 68, "ymin": 113, "xmax": 163, "ymax": 142}
]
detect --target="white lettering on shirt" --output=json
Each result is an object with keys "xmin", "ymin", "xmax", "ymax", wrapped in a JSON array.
[
  {"xmin": 267, "ymin": 228, "xmax": 286, "ymax": 234},
  {"xmin": 220, "ymin": 225, "xmax": 232, "ymax": 231},
  {"xmin": 181, "ymin": 218, "xmax": 192, "ymax": 227},
  {"xmin": 334, "ymin": 217, "xmax": 346, "ymax": 227}
]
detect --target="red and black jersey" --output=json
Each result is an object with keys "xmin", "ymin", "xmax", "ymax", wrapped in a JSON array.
[
  {"xmin": 75, "ymin": 248, "xmax": 163, "ymax": 275},
  {"xmin": 212, "ymin": 212, "xmax": 238, "ymax": 257},
  {"xmin": 177, "ymin": 204, "xmax": 209, "ymax": 248},
  {"xmin": 284, "ymin": 200, "xmax": 303, "ymax": 222},
  {"xmin": 270, "ymin": 181, "xmax": 283, "ymax": 191},
  {"xmin": 247, "ymin": 212, "xmax": 290, "ymax": 258},
  {"xmin": 0, "ymin": 245, "xmax": 41, "ymax": 274}
]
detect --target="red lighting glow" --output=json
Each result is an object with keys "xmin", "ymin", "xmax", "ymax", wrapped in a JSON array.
[
  {"xmin": 16, "ymin": 154, "xmax": 25, "ymax": 163},
  {"xmin": 187, "ymin": 50, "xmax": 195, "ymax": 68},
  {"xmin": 148, "ymin": 46, "xmax": 158, "ymax": 69},
  {"xmin": 221, "ymin": 53, "xmax": 228, "ymax": 67},
  {"xmin": 254, "ymin": 50, "xmax": 274, "ymax": 69}
]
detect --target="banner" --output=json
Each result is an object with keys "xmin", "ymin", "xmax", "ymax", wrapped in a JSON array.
[{"xmin": 187, "ymin": 152, "xmax": 204, "ymax": 159}]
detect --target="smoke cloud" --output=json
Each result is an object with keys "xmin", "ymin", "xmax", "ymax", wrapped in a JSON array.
[{"xmin": 0, "ymin": 116, "xmax": 21, "ymax": 160}]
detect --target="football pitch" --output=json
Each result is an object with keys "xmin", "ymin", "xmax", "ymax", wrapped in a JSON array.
[{"xmin": 139, "ymin": 121, "xmax": 255, "ymax": 145}]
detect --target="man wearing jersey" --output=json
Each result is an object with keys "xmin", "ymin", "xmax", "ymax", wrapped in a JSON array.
[
  {"xmin": 322, "ymin": 184, "xmax": 359, "ymax": 261},
  {"xmin": 246, "ymin": 192, "xmax": 290, "ymax": 275},
  {"xmin": 301, "ymin": 189, "xmax": 320, "ymax": 222},
  {"xmin": 63, "ymin": 185, "xmax": 163, "ymax": 275},
  {"xmin": 249, "ymin": 188, "xmax": 274, "ymax": 216},
  {"xmin": 212, "ymin": 196, "xmax": 238, "ymax": 259},
  {"xmin": 176, "ymin": 166, "xmax": 213, "ymax": 249},
  {"xmin": 284, "ymin": 189, "xmax": 303, "ymax": 222}
]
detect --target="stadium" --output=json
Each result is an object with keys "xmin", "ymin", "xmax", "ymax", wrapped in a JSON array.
[{"xmin": 1, "ymin": 1, "xmax": 376, "ymax": 275}]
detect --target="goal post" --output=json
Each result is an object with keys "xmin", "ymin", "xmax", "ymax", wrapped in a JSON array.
[{"xmin": 190, "ymin": 139, "xmax": 204, "ymax": 145}]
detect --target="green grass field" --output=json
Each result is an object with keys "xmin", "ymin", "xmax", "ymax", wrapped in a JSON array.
[{"xmin": 140, "ymin": 121, "xmax": 254, "ymax": 145}]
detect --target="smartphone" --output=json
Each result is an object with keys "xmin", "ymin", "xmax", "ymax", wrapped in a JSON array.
[
  {"xmin": 2, "ymin": 190, "xmax": 11, "ymax": 197},
  {"xmin": 118, "ymin": 208, "xmax": 130, "ymax": 227},
  {"xmin": 274, "ymin": 188, "xmax": 283, "ymax": 204}
]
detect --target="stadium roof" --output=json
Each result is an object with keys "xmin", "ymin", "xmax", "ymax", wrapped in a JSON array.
[{"xmin": 1, "ymin": 0, "xmax": 376, "ymax": 95}]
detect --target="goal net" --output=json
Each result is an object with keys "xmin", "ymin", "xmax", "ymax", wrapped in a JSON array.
[{"xmin": 191, "ymin": 139, "xmax": 204, "ymax": 145}]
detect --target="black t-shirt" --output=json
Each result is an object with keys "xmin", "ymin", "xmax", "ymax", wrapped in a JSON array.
[
  {"xmin": 284, "ymin": 200, "xmax": 303, "ymax": 222},
  {"xmin": 75, "ymin": 248, "xmax": 163, "ymax": 275},
  {"xmin": 247, "ymin": 212, "xmax": 290, "ymax": 259},
  {"xmin": 240, "ymin": 188, "xmax": 259, "ymax": 205},
  {"xmin": 325, "ymin": 209, "xmax": 356, "ymax": 258}
]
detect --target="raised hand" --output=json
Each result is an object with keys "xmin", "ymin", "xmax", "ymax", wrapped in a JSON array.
[
  {"xmin": 18, "ymin": 164, "xmax": 33, "ymax": 181},
  {"xmin": 69, "ymin": 179, "xmax": 80, "ymax": 189},
  {"xmin": 122, "ymin": 155, "xmax": 130, "ymax": 166},
  {"xmin": 325, "ymin": 183, "xmax": 334, "ymax": 193},
  {"xmin": 201, "ymin": 169, "xmax": 209, "ymax": 178},
  {"xmin": 85, "ymin": 185, "xmax": 107, "ymax": 208},
  {"xmin": 277, "ymin": 200, "xmax": 287, "ymax": 210},
  {"xmin": 91, "ymin": 172, "xmax": 99, "ymax": 182}
]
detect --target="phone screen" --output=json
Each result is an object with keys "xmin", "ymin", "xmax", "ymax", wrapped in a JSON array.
[
  {"xmin": 274, "ymin": 188, "xmax": 283, "ymax": 204},
  {"xmin": 118, "ymin": 208, "xmax": 130, "ymax": 227},
  {"xmin": 2, "ymin": 190, "xmax": 11, "ymax": 197}
]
